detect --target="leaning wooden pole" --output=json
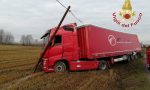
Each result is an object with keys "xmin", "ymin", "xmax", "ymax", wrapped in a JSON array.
[{"xmin": 33, "ymin": 6, "xmax": 71, "ymax": 73}]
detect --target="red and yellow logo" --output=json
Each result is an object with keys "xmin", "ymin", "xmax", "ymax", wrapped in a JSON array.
[
  {"xmin": 119, "ymin": 0, "xmax": 135, "ymax": 20},
  {"xmin": 112, "ymin": 0, "xmax": 142, "ymax": 28}
]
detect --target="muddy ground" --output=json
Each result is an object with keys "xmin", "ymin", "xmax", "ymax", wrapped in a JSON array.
[{"xmin": 0, "ymin": 45, "xmax": 150, "ymax": 90}]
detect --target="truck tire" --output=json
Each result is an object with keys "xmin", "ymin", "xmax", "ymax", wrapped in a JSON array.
[
  {"xmin": 126, "ymin": 55, "xmax": 131, "ymax": 62},
  {"xmin": 54, "ymin": 62, "xmax": 67, "ymax": 72},
  {"xmin": 99, "ymin": 60, "xmax": 107, "ymax": 70}
]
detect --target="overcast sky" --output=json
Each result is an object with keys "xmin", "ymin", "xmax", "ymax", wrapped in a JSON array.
[{"xmin": 0, "ymin": 0, "xmax": 150, "ymax": 43}]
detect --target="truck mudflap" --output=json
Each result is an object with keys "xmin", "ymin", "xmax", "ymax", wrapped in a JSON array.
[{"xmin": 69, "ymin": 60, "xmax": 99, "ymax": 71}]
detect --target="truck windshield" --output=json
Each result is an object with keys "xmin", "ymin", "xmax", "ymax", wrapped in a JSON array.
[
  {"xmin": 41, "ymin": 30, "xmax": 50, "ymax": 46},
  {"xmin": 43, "ymin": 34, "xmax": 49, "ymax": 45}
]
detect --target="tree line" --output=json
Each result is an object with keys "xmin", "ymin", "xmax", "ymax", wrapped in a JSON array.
[
  {"xmin": 0, "ymin": 29, "xmax": 41, "ymax": 46},
  {"xmin": 0, "ymin": 29, "xmax": 14, "ymax": 44}
]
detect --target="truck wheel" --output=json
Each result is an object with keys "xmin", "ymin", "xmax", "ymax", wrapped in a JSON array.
[
  {"xmin": 99, "ymin": 60, "xmax": 107, "ymax": 70},
  {"xmin": 126, "ymin": 55, "xmax": 131, "ymax": 62},
  {"xmin": 54, "ymin": 62, "xmax": 67, "ymax": 72}
]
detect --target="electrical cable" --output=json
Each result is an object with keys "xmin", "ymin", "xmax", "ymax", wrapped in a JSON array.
[{"xmin": 56, "ymin": 0, "xmax": 84, "ymax": 24}]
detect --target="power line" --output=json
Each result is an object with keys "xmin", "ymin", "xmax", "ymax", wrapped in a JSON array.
[
  {"xmin": 69, "ymin": 11, "xmax": 84, "ymax": 24},
  {"xmin": 56, "ymin": 0, "xmax": 84, "ymax": 24},
  {"xmin": 56, "ymin": 0, "xmax": 67, "ymax": 9}
]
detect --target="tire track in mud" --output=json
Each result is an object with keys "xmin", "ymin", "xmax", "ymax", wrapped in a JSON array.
[
  {"xmin": 72, "ymin": 72, "xmax": 97, "ymax": 90},
  {"xmin": 44, "ymin": 73, "xmax": 76, "ymax": 89},
  {"xmin": 0, "ymin": 72, "xmax": 44, "ymax": 90},
  {"xmin": 10, "ymin": 72, "xmax": 73, "ymax": 89},
  {"xmin": 75, "ymin": 71, "xmax": 112, "ymax": 90},
  {"xmin": 0, "ymin": 62, "xmax": 35, "ymax": 70},
  {"xmin": 10, "ymin": 72, "xmax": 97, "ymax": 90},
  {"xmin": 0, "ymin": 64, "xmax": 33, "ymax": 74},
  {"xmin": 0, "ymin": 66, "xmax": 34, "ymax": 84},
  {"xmin": 50, "ymin": 72, "xmax": 86, "ymax": 89},
  {"xmin": 77, "ymin": 76, "xmax": 95, "ymax": 90},
  {"xmin": 0, "ymin": 58, "xmax": 36, "ymax": 64},
  {"xmin": 52, "ymin": 72, "xmax": 100, "ymax": 90}
]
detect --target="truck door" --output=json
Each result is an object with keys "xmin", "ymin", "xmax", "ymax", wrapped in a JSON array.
[
  {"xmin": 62, "ymin": 33, "xmax": 73, "ymax": 60},
  {"xmin": 47, "ymin": 35, "xmax": 63, "ymax": 59},
  {"xmin": 62, "ymin": 25, "xmax": 79, "ymax": 60}
]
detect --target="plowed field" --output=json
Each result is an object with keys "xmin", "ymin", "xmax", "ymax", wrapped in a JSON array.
[{"xmin": 0, "ymin": 45, "xmax": 149, "ymax": 90}]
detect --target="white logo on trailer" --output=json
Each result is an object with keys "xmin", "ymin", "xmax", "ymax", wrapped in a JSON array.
[{"xmin": 108, "ymin": 35, "xmax": 116, "ymax": 46}]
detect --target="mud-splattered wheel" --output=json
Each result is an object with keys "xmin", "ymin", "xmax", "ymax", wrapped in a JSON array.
[
  {"xmin": 99, "ymin": 60, "xmax": 107, "ymax": 70},
  {"xmin": 126, "ymin": 55, "xmax": 131, "ymax": 62},
  {"xmin": 54, "ymin": 62, "xmax": 67, "ymax": 72},
  {"xmin": 130, "ymin": 55, "xmax": 134, "ymax": 61}
]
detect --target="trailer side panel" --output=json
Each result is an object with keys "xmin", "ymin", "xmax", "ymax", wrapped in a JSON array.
[{"xmin": 77, "ymin": 25, "xmax": 141, "ymax": 59}]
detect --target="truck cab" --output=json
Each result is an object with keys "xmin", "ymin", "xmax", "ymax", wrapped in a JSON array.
[{"xmin": 41, "ymin": 23, "xmax": 79, "ymax": 72}]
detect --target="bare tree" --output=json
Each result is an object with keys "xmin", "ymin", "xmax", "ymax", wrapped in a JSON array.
[
  {"xmin": 4, "ymin": 32, "xmax": 14, "ymax": 44},
  {"xmin": 0, "ymin": 29, "xmax": 5, "ymax": 44},
  {"xmin": 20, "ymin": 34, "xmax": 33, "ymax": 46},
  {"xmin": 26, "ymin": 35, "xmax": 33, "ymax": 45},
  {"xmin": 20, "ymin": 35, "xmax": 26, "ymax": 45},
  {"xmin": 0, "ymin": 30, "xmax": 14, "ymax": 44}
]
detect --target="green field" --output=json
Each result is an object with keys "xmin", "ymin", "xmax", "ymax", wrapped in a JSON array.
[{"xmin": 0, "ymin": 45, "xmax": 149, "ymax": 90}]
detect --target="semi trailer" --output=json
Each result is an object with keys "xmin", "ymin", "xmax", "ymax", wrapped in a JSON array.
[{"xmin": 40, "ymin": 23, "xmax": 141, "ymax": 72}]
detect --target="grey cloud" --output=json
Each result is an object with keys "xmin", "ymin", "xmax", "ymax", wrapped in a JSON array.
[{"xmin": 0, "ymin": 0, "xmax": 150, "ymax": 43}]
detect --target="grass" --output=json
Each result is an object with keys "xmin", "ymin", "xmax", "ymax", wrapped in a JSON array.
[
  {"xmin": 0, "ymin": 45, "xmax": 41, "ymax": 85},
  {"xmin": 112, "ymin": 59, "xmax": 150, "ymax": 90},
  {"xmin": 0, "ymin": 45, "xmax": 149, "ymax": 90}
]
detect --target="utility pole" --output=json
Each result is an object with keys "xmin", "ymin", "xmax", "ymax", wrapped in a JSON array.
[{"xmin": 33, "ymin": 6, "xmax": 71, "ymax": 73}]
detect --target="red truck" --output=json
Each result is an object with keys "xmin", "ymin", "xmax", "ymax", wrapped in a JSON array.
[{"xmin": 41, "ymin": 23, "xmax": 141, "ymax": 72}]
